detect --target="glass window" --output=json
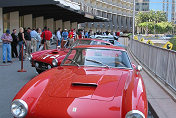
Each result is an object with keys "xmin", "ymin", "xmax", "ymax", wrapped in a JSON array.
[{"xmin": 62, "ymin": 48, "xmax": 132, "ymax": 69}]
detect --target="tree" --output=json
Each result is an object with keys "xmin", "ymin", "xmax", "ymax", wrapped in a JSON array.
[{"xmin": 136, "ymin": 10, "xmax": 169, "ymax": 34}]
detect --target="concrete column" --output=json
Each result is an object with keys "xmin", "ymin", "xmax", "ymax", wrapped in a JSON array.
[
  {"xmin": 10, "ymin": 11, "xmax": 19, "ymax": 33},
  {"xmin": 127, "ymin": 17, "xmax": 130, "ymax": 32},
  {"xmin": 24, "ymin": 14, "xmax": 32, "ymax": 28},
  {"xmin": 71, "ymin": 22, "xmax": 78, "ymax": 29},
  {"xmin": 0, "ymin": 8, "xmax": 3, "ymax": 40},
  {"xmin": 55, "ymin": 20, "xmax": 63, "ymax": 30},
  {"xmin": 118, "ymin": 15, "xmax": 121, "ymax": 31},
  {"xmin": 64, "ymin": 21, "xmax": 70, "ymax": 30},
  {"xmin": 36, "ymin": 16, "xmax": 44, "ymax": 29},
  {"xmin": 46, "ymin": 18, "xmax": 54, "ymax": 33}
]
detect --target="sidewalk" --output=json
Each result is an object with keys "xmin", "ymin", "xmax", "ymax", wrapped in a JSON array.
[{"xmin": 128, "ymin": 50, "xmax": 176, "ymax": 118}]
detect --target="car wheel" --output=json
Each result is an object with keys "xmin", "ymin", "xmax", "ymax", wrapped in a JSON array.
[{"xmin": 36, "ymin": 69, "xmax": 43, "ymax": 74}]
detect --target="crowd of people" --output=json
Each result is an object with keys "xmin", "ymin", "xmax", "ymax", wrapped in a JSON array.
[{"xmin": 1, "ymin": 26, "xmax": 120, "ymax": 63}]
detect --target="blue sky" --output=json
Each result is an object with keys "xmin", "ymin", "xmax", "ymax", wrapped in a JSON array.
[{"xmin": 149, "ymin": 0, "xmax": 172, "ymax": 21}]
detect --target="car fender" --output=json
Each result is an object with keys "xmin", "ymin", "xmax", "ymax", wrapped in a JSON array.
[{"xmin": 121, "ymin": 70, "xmax": 148, "ymax": 118}]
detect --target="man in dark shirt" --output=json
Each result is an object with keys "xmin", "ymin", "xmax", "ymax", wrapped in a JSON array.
[
  {"xmin": 11, "ymin": 29, "xmax": 18, "ymax": 58},
  {"xmin": 24, "ymin": 27, "xmax": 31, "ymax": 56}
]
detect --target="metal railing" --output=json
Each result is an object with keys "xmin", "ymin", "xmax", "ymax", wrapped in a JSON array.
[{"xmin": 129, "ymin": 39, "xmax": 176, "ymax": 92}]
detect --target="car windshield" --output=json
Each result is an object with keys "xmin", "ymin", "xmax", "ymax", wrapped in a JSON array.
[
  {"xmin": 62, "ymin": 48, "xmax": 132, "ymax": 69},
  {"xmin": 71, "ymin": 39, "xmax": 110, "ymax": 48}
]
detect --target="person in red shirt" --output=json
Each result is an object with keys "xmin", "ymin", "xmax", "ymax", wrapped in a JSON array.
[
  {"xmin": 41, "ymin": 27, "xmax": 52, "ymax": 50},
  {"xmin": 68, "ymin": 29, "xmax": 74, "ymax": 47}
]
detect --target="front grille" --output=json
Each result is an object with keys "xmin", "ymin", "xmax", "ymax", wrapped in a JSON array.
[{"xmin": 34, "ymin": 61, "xmax": 52, "ymax": 70}]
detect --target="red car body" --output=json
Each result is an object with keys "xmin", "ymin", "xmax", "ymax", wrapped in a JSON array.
[
  {"xmin": 30, "ymin": 38, "xmax": 112, "ymax": 73},
  {"xmin": 12, "ymin": 45, "xmax": 148, "ymax": 118}
]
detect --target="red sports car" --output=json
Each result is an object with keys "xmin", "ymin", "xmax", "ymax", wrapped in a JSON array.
[
  {"xmin": 29, "ymin": 38, "xmax": 112, "ymax": 73},
  {"xmin": 11, "ymin": 45, "xmax": 148, "ymax": 118}
]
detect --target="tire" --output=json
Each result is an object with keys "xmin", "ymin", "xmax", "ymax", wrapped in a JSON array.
[{"xmin": 36, "ymin": 68, "xmax": 43, "ymax": 74}]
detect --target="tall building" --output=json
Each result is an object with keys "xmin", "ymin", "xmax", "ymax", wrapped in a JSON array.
[
  {"xmin": 72, "ymin": 0, "xmax": 134, "ymax": 33},
  {"xmin": 171, "ymin": 0, "xmax": 176, "ymax": 23},
  {"xmin": 135, "ymin": 0, "xmax": 150, "ymax": 12},
  {"xmin": 163, "ymin": 0, "xmax": 169, "ymax": 19}
]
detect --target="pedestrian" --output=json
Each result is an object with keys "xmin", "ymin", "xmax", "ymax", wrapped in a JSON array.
[
  {"xmin": 78, "ymin": 30, "xmax": 82, "ymax": 39},
  {"xmin": 41, "ymin": 27, "xmax": 52, "ymax": 50},
  {"xmin": 1, "ymin": 30, "xmax": 13, "ymax": 63},
  {"xmin": 36, "ymin": 28, "xmax": 42, "ymax": 51},
  {"xmin": 73, "ymin": 29, "xmax": 76, "ymax": 40},
  {"xmin": 56, "ymin": 28, "xmax": 62, "ymax": 47},
  {"xmin": 68, "ymin": 29, "xmax": 74, "ymax": 47},
  {"xmin": 11, "ymin": 29, "xmax": 18, "ymax": 58},
  {"xmin": 30, "ymin": 28, "xmax": 38, "ymax": 53},
  {"xmin": 85, "ymin": 31, "xmax": 89, "ymax": 38},
  {"xmin": 61, "ymin": 29, "xmax": 68, "ymax": 48},
  {"xmin": 24, "ymin": 27, "xmax": 31, "ymax": 57},
  {"xmin": 18, "ymin": 27, "xmax": 26, "ymax": 61}
]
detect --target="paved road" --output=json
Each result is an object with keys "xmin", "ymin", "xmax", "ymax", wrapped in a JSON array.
[{"xmin": 0, "ymin": 50, "xmax": 37, "ymax": 117}]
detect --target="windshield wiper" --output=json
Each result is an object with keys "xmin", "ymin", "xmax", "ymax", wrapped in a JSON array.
[
  {"xmin": 86, "ymin": 59, "xmax": 110, "ymax": 68},
  {"xmin": 67, "ymin": 59, "xmax": 80, "ymax": 67}
]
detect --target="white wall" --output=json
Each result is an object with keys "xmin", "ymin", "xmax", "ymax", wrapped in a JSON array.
[
  {"xmin": 55, "ymin": 20, "xmax": 63, "ymax": 30},
  {"xmin": 71, "ymin": 22, "xmax": 78, "ymax": 29},
  {"xmin": 0, "ymin": 8, "xmax": 3, "ymax": 42},
  {"xmin": 24, "ymin": 14, "xmax": 32, "ymax": 28},
  {"xmin": 64, "ymin": 21, "xmax": 70, "ymax": 30},
  {"xmin": 46, "ymin": 18, "xmax": 54, "ymax": 33},
  {"xmin": 36, "ymin": 16, "xmax": 44, "ymax": 29},
  {"xmin": 10, "ymin": 11, "xmax": 19, "ymax": 33}
]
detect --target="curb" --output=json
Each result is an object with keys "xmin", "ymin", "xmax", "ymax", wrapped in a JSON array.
[{"xmin": 128, "ymin": 48, "xmax": 176, "ymax": 102}]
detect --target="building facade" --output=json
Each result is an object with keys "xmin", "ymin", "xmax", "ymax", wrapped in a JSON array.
[
  {"xmin": 73, "ymin": 0, "xmax": 134, "ymax": 33},
  {"xmin": 135, "ymin": 0, "xmax": 149, "ymax": 12},
  {"xmin": 171, "ymin": 0, "xmax": 176, "ymax": 23}
]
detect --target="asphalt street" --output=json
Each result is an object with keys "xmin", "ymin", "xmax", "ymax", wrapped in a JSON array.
[{"xmin": 0, "ymin": 45, "xmax": 37, "ymax": 117}]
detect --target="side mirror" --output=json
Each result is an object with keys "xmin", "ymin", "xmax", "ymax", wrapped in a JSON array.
[{"xmin": 136, "ymin": 65, "xmax": 142, "ymax": 71}]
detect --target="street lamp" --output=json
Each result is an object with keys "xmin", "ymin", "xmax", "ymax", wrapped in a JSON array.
[{"xmin": 132, "ymin": 0, "xmax": 136, "ymax": 39}]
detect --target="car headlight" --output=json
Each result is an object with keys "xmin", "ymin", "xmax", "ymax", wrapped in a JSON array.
[
  {"xmin": 11, "ymin": 99, "xmax": 28, "ymax": 118},
  {"xmin": 28, "ymin": 54, "xmax": 32, "ymax": 61},
  {"xmin": 52, "ymin": 59, "xmax": 58, "ymax": 67},
  {"xmin": 48, "ymin": 65, "xmax": 52, "ymax": 69},
  {"xmin": 126, "ymin": 110, "xmax": 145, "ymax": 118}
]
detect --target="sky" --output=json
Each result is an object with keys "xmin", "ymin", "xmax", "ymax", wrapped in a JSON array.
[{"xmin": 149, "ymin": 0, "xmax": 172, "ymax": 21}]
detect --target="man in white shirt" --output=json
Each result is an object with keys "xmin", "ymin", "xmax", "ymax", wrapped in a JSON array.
[{"xmin": 56, "ymin": 28, "xmax": 61, "ymax": 46}]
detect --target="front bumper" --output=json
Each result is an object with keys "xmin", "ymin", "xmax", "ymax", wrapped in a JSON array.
[{"xmin": 31, "ymin": 60, "xmax": 52, "ymax": 71}]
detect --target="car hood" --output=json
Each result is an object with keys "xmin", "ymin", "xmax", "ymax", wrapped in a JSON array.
[
  {"xmin": 34, "ymin": 49, "xmax": 69, "ymax": 63},
  {"xmin": 46, "ymin": 66, "xmax": 126, "ymax": 101}
]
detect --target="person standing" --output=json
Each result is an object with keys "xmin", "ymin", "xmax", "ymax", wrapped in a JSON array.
[
  {"xmin": 1, "ymin": 30, "xmax": 13, "ymax": 63},
  {"xmin": 68, "ymin": 29, "xmax": 74, "ymax": 47},
  {"xmin": 18, "ymin": 27, "xmax": 26, "ymax": 61},
  {"xmin": 41, "ymin": 27, "xmax": 52, "ymax": 50},
  {"xmin": 11, "ymin": 29, "xmax": 18, "ymax": 58},
  {"xmin": 30, "ymin": 28, "xmax": 38, "ymax": 52},
  {"xmin": 36, "ymin": 28, "xmax": 42, "ymax": 51},
  {"xmin": 24, "ymin": 27, "xmax": 31, "ymax": 57},
  {"xmin": 61, "ymin": 29, "xmax": 68, "ymax": 48},
  {"xmin": 56, "ymin": 28, "xmax": 61, "ymax": 47}
]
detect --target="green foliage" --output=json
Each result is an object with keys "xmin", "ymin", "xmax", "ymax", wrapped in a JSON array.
[
  {"xmin": 155, "ymin": 22, "xmax": 173, "ymax": 34},
  {"xmin": 138, "ymin": 22, "xmax": 154, "ymax": 33},
  {"xmin": 136, "ymin": 10, "xmax": 167, "ymax": 25},
  {"xmin": 170, "ymin": 38, "xmax": 176, "ymax": 51},
  {"xmin": 135, "ymin": 10, "xmax": 173, "ymax": 34}
]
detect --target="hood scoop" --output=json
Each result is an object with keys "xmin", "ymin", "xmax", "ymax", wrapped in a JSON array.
[
  {"xmin": 52, "ymin": 51, "xmax": 59, "ymax": 54},
  {"xmin": 72, "ymin": 82, "xmax": 97, "ymax": 88}
]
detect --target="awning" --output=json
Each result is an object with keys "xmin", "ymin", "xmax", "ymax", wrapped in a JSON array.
[{"xmin": 1, "ymin": 0, "xmax": 109, "ymax": 23}]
